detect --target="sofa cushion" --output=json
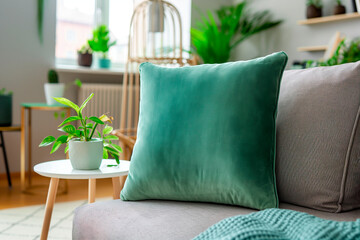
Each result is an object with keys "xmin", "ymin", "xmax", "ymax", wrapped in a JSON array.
[
  {"xmin": 276, "ymin": 62, "xmax": 360, "ymax": 212},
  {"xmin": 120, "ymin": 52, "xmax": 288, "ymax": 210},
  {"xmin": 72, "ymin": 200, "xmax": 360, "ymax": 240}
]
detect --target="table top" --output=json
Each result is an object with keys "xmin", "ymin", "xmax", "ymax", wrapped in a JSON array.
[
  {"xmin": 21, "ymin": 103, "xmax": 70, "ymax": 109},
  {"xmin": 34, "ymin": 159, "xmax": 130, "ymax": 179}
]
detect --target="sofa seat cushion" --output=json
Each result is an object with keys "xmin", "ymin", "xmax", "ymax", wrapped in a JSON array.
[{"xmin": 72, "ymin": 200, "xmax": 360, "ymax": 240}]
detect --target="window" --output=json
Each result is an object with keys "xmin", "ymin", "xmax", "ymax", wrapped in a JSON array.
[{"xmin": 55, "ymin": 0, "xmax": 191, "ymax": 69}]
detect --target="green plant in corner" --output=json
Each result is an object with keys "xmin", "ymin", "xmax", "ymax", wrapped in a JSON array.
[
  {"xmin": 191, "ymin": 1, "xmax": 282, "ymax": 64},
  {"xmin": 306, "ymin": 38, "xmax": 360, "ymax": 67},
  {"xmin": 39, "ymin": 93, "xmax": 122, "ymax": 166},
  {"xmin": 88, "ymin": 25, "xmax": 117, "ymax": 59},
  {"xmin": 0, "ymin": 88, "xmax": 13, "ymax": 95}
]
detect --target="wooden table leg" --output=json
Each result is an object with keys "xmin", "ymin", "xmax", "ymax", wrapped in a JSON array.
[
  {"xmin": 27, "ymin": 108, "xmax": 32, "ymax": 186},
  {"xmin": 112, "ymin": 177, "xmax": 121, "ymax": 199},
  {"xmin": 20, "ymin": 107, "xmax": 26, "ymax": 191},
  {"xmin": 40, "ymin": 178, "xmax": 59, "ymax": 240},
  {"xmin": 88, "ymin": 179, "xmax": 96, "ymax": 203}
]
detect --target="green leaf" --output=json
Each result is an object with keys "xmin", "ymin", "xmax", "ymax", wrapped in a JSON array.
[
  {"xmin": 103, "ymin": 149, "xmax": 108, "ymax": 159},
  {"xmin": 114, "ymin": 154, "xmax": 120, "ymax": 164},
  {"xmin": 103, "ymin": 135, "xmax": 118, "ymax": 140},
  {"xmin": 50, "ymin": 141, "xmax": 62, "ymax": 154},
  {"xmin": 110, "ymin": 143, "xmax": 123, "ymax": 153},
  {"xmin": 86, "ymin": 123, "xmax": 94, "ymax": 128},
  {"xmin": 64, "ymin": 144, "xmax": 69, "ymax": 154},
  {"xmin": 58, "ymin": 125, "xmax": 76, "ymax": 134},
  {"xmin": 56, "ymin": 135, "xmax": 68, "ymax": 144},
  {"xmin": 53, "ymin": 97, "xmax": 80, "ymax": 112},
  {"xmin": 39, "ymin": 136, "xmax": 55, "ymax": 147},
  {"xmin": 74, "ymin": 79, "xmax": 82, "ymax": 87},
  {"xmin": 79, "ymin": 93, "xmax": 94, "ymax": 113},
  {"xmin": 97, "ymin": 130, "xmax": 102, "ymax": 138},
  {"xmin": 104, "ymin": 146, "xmax": 119, "ymax": 155},
  {"xmin": 103, "ymin": 125, "xmax": 113, "ymax": 135},
  {"xmin": 89, "ymin": 116, "xmax": 104, "ymax": 125},
  {"xmin": 58, "ymin": 116, "xmax": 81, "ymax": 127}
]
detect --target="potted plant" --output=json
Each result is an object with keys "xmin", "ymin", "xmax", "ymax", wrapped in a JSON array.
[
  {"xmin": 0, "ymin": 88, "xmax": 13, "ymax": 126},
  {"xmin": 334, "ymin": 0, "xmax": 346, "ymax": 14},
  {"xmin": 306, "ymin": 0, "xmax": 323, "ymax": 19},
  {"xmin": 88, "ymin": 25, "xmax": 116, "ymax": 69},
  {"xmin": 44, "ymin": 70, "xmax": 65, "ymax": 105},
  {"xmin": 77, "ymin": 44, "xmax": 93, "ymax": 67},
  {"xmin": 39, "ymin": 93, "xmax": 122, "ymax": 170}
]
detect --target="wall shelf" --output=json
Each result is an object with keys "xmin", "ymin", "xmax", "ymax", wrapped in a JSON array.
[
  {"xmin": 298, "ymin": 12, "xmax": 360, "ymax": 25},
  {"xmin": 297, "ymin": 45, "xmax": 328, "ymax": 52}
]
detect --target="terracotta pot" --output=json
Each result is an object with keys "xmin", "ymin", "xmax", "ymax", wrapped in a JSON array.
[
  {"xmin": 307, "ymin": 5, "xmax": 322, "ymax": 19},
  {"xmin": 78, "ymin": 52, "xmax": 93, "ymax": 67},
  {"xmin": 334, "ymin": 5, "xmax": 346, "ymax": 15}
]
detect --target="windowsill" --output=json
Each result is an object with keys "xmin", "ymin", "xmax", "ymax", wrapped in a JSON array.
[{"xmin": 55, "ymin": 64, "xmax": 125, "ymax": 75}]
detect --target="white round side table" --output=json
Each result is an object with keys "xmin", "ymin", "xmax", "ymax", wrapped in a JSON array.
[{"xmin": 34, "ymin": 159, "xmax": 130, "ymax": 240}]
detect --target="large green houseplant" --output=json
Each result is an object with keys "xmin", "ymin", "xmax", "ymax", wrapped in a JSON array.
[
  {"xmin": 39, "ymin": 93, "xmax": 122, "ymax": 170},
  {"xmin": 88, "ymin": 25, "xmax": 116, "ymax": 69},
  {"xmin": 191, "ymin": 1, "xmax": 282, "ymax": 64}
]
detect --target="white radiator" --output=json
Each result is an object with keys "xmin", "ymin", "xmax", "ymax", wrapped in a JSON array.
[{"xmin": 78, "ymin": 83, "xmax": 123, "ymax": 132}]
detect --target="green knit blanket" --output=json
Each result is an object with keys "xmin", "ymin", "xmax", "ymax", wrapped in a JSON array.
[{"xmin": 194, "ymin": 209, "xmax": 360, "ymax": 240}]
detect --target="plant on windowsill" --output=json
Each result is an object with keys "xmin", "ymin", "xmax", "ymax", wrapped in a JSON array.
[
  {"xmin": 0, "ymin": 88, "xmax": 13, "ymax": 126},
  {"xmin": 77, "ymin": 44, "xmax": 93, "ymax": 67},
  {"xmin": 334, "ymin": 0, "xmax": 346, "ymax": 15},
  {"xmin": 39, "ymin": 93, "xmax": 122, "ymax": 170},
  {"xmin": 88, "ymin": 25, "xmax": 117, "ymax": 69},
  {"xmin": 306, "ymin": 0, "xmax": 323, "ymax": 19}
]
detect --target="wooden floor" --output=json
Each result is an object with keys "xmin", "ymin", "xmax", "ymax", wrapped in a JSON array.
[{"xmin": 0, "ymin": 173, "xmax": 114, "ymax": 210}]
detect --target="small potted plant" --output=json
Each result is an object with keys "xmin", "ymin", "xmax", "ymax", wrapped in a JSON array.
[
  {"xmin": 0, "ymin": 88, "xmax": 13, "ymax": 126},
  {"xmin": 39, "ymin": 93, "xmax": 122, "ymax": 170},
  {"xmin": 77, "ymin": 44, "xmax": 93, "ymax": 67},
  {"xmin": 334, "ymin": 0, "xmax": 346, "ymax": 15},
  {"xmin": 44, "ymin": 70, "xmax": 65, "ymax": 105},
  {"xmin": 88, "ymin": 25, "xmax": 116, "ymax": 69},
  {"xmin": 306, "ymin": 0, "xmax": 323, "ymax": 19}
]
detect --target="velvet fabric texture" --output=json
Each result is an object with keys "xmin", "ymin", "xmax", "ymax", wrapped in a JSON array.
[{"xmin": 120, "ymin": 52, "xmax": 288, "ymax": 210}]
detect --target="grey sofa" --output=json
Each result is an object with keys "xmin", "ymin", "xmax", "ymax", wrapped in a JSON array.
[{"xmin": 73, "ymin": 63, "xmax": 360, "ymax": 239}]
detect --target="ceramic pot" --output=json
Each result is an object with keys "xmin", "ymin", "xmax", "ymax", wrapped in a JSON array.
[
  {"xmin": 99, "ymin": 58, "xmax": 111, "ymax": 69},
  {"xmin": 44, "ymin": 83, "xmax": 65, "ymax": 105},
  {"xmin": 334, "ymin": 5, "xmax": 346, "ymax": 15},
  {"xmin": 69, "ymin": 138, "xmax": 103, "ymax": 170},
  {"xmin": 78, "ymin": 52, "xmax": 93, "ymax": 67},
  {"xmin": 307, "ymin": 5, "xmax": 322, "ymax": 19},
  {"xmin": 0, "ymin": 95, "xmax": 12, "ymax": 126}
]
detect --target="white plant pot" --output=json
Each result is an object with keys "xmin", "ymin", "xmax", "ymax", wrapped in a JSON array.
[
  {"xmin": 44, "ymin": 83, "xmax": 65, "ymax": 105},
  {"xmin": 69, "ymin": 138, "xmax": 103, "ymax": 170}
]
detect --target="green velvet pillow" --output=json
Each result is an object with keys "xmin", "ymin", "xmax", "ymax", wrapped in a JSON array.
[{"xmin": 120, "ymin": 52, "xmax": 288, "ymax": 210}]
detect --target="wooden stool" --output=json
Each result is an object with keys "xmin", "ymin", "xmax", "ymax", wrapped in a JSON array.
[{"xmin": 0, "ymin": 126, "xmax": 21, "ymax": 188}]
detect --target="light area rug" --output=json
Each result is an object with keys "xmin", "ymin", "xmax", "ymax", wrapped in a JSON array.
[{"xmin": 0, "ymin": 197, "xmax": 111, "ymax": 240}]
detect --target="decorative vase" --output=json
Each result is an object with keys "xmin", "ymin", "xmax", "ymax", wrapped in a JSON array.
[
  {"xmin": 307, "ymin": 5, "xmax": 322, "ymax": 19},
  {"xmin": 44, "ymin": 83, "xmax": 65, "ymax": 105},
  {"xmin": 0, "ymin": 94, "xmax": 12, "ymax": 126},
  {"xmin": 69, "ymin": 138, "xmax": 103, "ymax": 170},
  {"xmin": 78, "ymin": 52, "xmax": 93, "ymax": 67},
  {"xmin": 334, "ymin": 5, "xmax": 346, "ymax": 15},
  {"xmin": 99, "ymin": 58, "xmax": 111, "ymax": 69}
]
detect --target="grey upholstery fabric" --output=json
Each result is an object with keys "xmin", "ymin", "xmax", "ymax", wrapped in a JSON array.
[
  {"xmin": 73, "ymin": 200, "xmax": 360, "ymax": 240},
  {"xmin": 276, "ymin": 62, "xmax": 360, "ymax": 212}
]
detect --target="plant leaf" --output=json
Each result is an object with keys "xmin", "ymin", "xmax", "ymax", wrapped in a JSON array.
[
  {"xmin": 39, "ymin": 136, "xmax": 55, "ymax": 147},
  {"xmin": 50, "ymin": 141, "xmax": 62, "ymax": 154},
  {"xmin": 58, "ymin": 125, "xmax": 76, "ymax": 134},
  {"xmin": 104, "ymin": 135, "xmax": 118, "ymax": 140},
  {"xmin": 79, "ymin": 93, "xmax": 94, "ymax": 113},
  {"xmin": 89, "ymin": 116, "xmax": 104, "ymax": 125},
  {"xmin": 64, "ymin": 144, "xmax": 69, "ymax": 154},
  {"xmin": 56, "ymin": 135, "xmax": 68, "ymax": 144},
  {"xmin": 110, "ymin": 143, "xmax": 123, "ymax": 153},
  {"xmin": 104, "ymin": 146, "xmax": 119, "ymax": 155},
  {"xmin": 103, "ymin": 149, "xmax": 108, "ymax": 159},
  {"xmin": 103, "ymin": 125, "xmax": 113, "ymax": 135},
  {"xmin": 58, "ymin": 116, "xmax": 81, "ymax": 127},
  {"xmin": 53, "ymin": 97, "xmax": 80, "ymax": 112}
]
